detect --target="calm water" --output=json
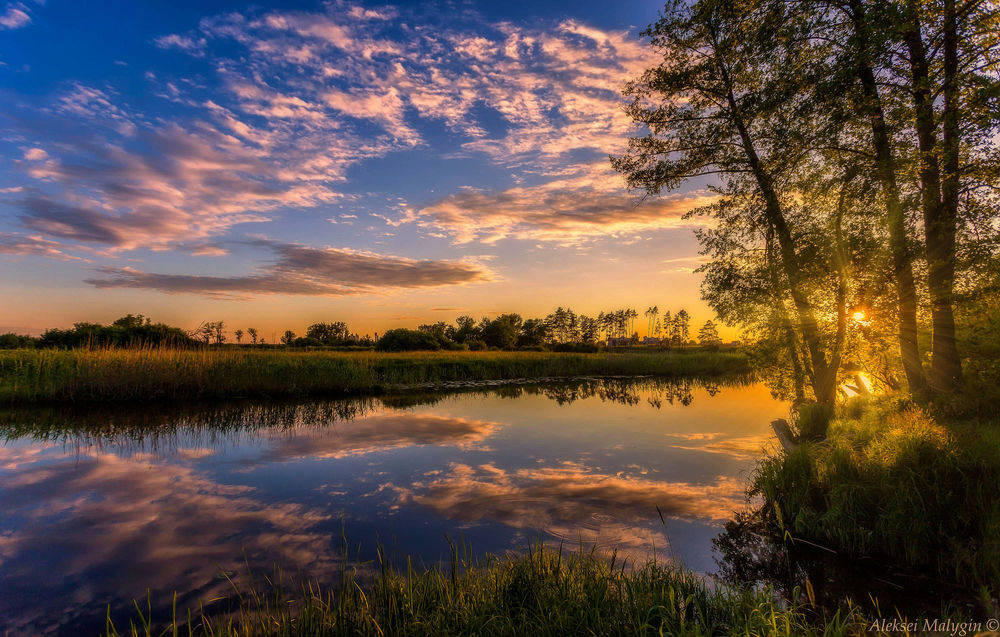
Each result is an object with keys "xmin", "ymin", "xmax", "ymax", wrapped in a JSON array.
[{"xmin": 0, "ymin": 378, "xmax": 788, "ymax": 636}]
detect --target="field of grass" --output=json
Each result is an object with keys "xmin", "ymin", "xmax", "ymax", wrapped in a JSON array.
[
  {"xmin": 105, "ymin": 545, "xmax": 865, "ymax": 637},
  {"xmin": 752, "ymin": 394, "xmax": 1000, "ymax": 598},
  {"xmin": 0, "ymin": 348, "xmax": 749, "ymax": 404}
]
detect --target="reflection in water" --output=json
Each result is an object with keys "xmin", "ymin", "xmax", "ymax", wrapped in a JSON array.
[
  {"xmin": 0, "ymin": 448, "xmax": 337, "ymax": 636},
  {"xmin": 394, "ymin": 462, "xmax": 746, "ymax": 554},
  {"xmin": 0, "ymin": 377, "xmax": 785, "ymax": 636},
  {"xmin": 713, "ymin": 513, "xmax": 987, "ymax": 618}
]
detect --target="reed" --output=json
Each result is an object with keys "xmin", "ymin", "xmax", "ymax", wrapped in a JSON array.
[
  {"xmin": 104, "ymin": 544, "xmax": 864, "ymax": 637},
  {"xmin": 0, "ymin": 348, "xmax": 749, "ymax": 404}
]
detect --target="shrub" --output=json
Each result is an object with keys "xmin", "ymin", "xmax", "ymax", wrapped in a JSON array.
[{"xmin": 376, "ymin": 328, "xmax": 444, "ymax": 351}]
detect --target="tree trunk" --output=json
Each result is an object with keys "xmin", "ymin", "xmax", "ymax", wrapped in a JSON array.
[
  {"xmin": 903, "ymin": 4, "xmax": 963, "ymax": 391},
  {"xmin": 847, "ymin": 0, "xmax": 927, "ymax": 393},
  {"xmin": 716, "ymin": 60, "xmax": 836, "ymax": 404}
]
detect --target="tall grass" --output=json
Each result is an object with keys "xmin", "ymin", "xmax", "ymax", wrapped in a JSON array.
[
  {"xmin": 752, "ymin": 395, "xmax": 1000, "ymax": 597},
  {"xmin": 104, "ymin": 545, "xmax": 864, "ymax": 637},
  {"xmin": 0, "ymin": 348, "xmax": 750, "ymax": 404}
]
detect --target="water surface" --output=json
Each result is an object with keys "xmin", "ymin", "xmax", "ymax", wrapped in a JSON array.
[{"xmin": 0, "ymin": 377, "xmax": 788, "ymax": 635}]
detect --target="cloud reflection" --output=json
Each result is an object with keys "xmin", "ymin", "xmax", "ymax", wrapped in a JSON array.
[
  {"xmin": 394, "ymin": 462, "xmax": 747, "ymax": 556},
  {"xmin": 0, "ymin": 448, "xmax": 336, "ymax": 635}
]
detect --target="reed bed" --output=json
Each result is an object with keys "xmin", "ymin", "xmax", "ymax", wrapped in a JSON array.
[
  {"xmin": 104, "ymin": 545, "xmax": 864, "ymax": 637},
  {"xmin": 0, "ymin": 348, "xmax": 749, "ymax": 404}
]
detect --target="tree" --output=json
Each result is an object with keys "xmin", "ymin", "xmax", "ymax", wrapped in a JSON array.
[
  {"xmin": 234, "ymin": 329, "xmax": 243, "ymax": 344},
  {"xmin": 519, "ymin": 318, "xmax": 549, "ymax": 347},
  {"xmin": 247, "ymin": 327, "xmax": 259, "ymax": 345},
  {"xmin": 480, "ymin": 313, "xmax": 522, "ymax": 349},
  {"xmin": 614, "ymin": 0, "xmax": 849, "ymax": 403},
  {"xmin": 212, "ymin": 321, "xmax": 226, "ymax": 345},
  {"xmin": 376, "ymin": 328, "xmax": 442, "ymax": 351},
  {"xmin": 698, "ymin": 320, "xmax": 722, "ymax": 346},
  {"xmin": 281, "ymin": 330, "xmax": 296, "ymax": 345},
  {"xmin": 306, "ymin": 322, "xmax": 350, "ymax": 345}
]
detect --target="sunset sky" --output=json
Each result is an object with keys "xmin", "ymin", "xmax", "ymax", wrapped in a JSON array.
[{"xmin": 0, "ymin": 0, "xmax": 728, "ymax": 340}]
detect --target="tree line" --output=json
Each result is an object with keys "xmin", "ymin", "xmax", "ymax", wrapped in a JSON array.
[
  {"xmin": 0, "ymin": 307, "xmax": 725, "ymax": 351},
  {"xmin": 613, "ymin": 0, "xmax": 999, "ymax": 403}
]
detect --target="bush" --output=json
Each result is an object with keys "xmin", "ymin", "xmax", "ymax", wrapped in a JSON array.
[
  {"xmin": 376, "ymin": 328, "xmax": 443, "ymax": 352},
  {"xmin": 0, "ymin": 333, "xmax": 37, "ymax": 349},
  {"xmin": 551, "ymin": 342, "xmax": 600, "ymax": 353}
]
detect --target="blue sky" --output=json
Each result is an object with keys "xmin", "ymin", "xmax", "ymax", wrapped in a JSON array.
[{"xmin": 0, "ymin": 0, "xmax": 721, "ymax": 338}]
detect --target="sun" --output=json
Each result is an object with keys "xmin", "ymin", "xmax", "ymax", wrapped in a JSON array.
[{"xmin": 852, "ymin": 310, "xmax": 867, "ymax": 322}]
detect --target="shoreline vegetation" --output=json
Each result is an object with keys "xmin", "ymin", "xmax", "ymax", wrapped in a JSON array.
[
  {"xmin": 0, "ymin": 348, "xmax": 749, "ymax": 405},
  {"xmin": 104, "ymin": 545, "xmax": 867, "ymax": 637}
]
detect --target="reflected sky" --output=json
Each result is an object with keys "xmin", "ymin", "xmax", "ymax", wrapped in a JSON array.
[{"xmin": 0, "ymin": 378, "xmax": 787, "ymax": 635}]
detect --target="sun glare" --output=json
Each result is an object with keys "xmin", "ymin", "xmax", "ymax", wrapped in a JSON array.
[{"xmin": 852, "ymin": 310, "xmax": 867, "ymax": 322}]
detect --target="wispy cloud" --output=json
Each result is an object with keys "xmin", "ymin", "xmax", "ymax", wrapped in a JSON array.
[
  {"xmin": 85, "ymin": 239, "xmax": 493, "ymax": 298},
  {"xmin": 7, "ymin": 2, "xmax": 664, "ymax": 257},
  {"xmin": 0, "ymin": 233, "xmax": 82, "ymax": 260},
  {"xmin": 409, "ymin": 164, "xmax": 717, "ymax": 244},
  {"xmin": 0, "ymin": 2, "xmax": 30, "ymax": 29}
]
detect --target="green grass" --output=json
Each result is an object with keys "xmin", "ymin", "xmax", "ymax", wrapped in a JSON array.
[
  {"xmin": 104, "ymin": 545, "xmax": 865, "ymax": 637},
  {"xmin": 752, "ymin": 395, "xmax": 1000, "ymax": 597},
  {"xmin": 0, "ymin": 348, "xmax": 750, "ymax": 404}
]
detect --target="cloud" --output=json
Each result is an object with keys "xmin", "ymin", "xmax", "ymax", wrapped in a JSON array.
[
  {"xmin": 84, "ymin": 239, "xmax": 493, "ymax": 298},
  {"xmin": 0, "ymin": 447, "xmax": 338, "ymax": 635},
  {"xmin": 0, "ymin": 3, "xmax": 30, "ymax": 29},
  {"xmin": 154, "ymin": 33, "xmax": 207, "ymax": 56},
  {"xmin": 392, "ymin": 462, "xmax": 746, "ymax": 556},
  {"xmin": 409, "ymin": 164, "xmax": 717, "ymax": 244},
  {"xmin": 251, "ymin": 413, "xmax": 499, "ymax": 462},
  {"xmin": 0, "ymin": 232, "xmax": 82, "ymax": 260},
  {"xmin": 8, "ymin": 4, "xmax": 663, "ymax": 254}
]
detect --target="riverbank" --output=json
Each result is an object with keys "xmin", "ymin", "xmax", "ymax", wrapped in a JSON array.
[
  {"xmin": 104, "ymin": 546, "xmax": 865, "ymax": 637},
  {"xmin": 751, "ymin": 394, "xmax": 1000, "ymax": 604},
  {"xmin": 0, "ymin": 348, "xmax": 749, "ymax": 404}
]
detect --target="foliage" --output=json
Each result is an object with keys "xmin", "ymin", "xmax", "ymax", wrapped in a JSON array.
[
  {"xmin": 0, "ymin": 333, "xmax": 37, "ymax": 349},
  {"xmin": 615, "ymin": 0, "xmax": 1000, "ymax": 402},
  {"xmin": 376, "ymin": 328, "xmax": 446, "ymax": 351},
  {"xmin": 37, "ymin": 314, "xmax": 195, "ymax": 349},
  {"xmin": 752, "ymin": 397, "xmax": 1000, "ymax": 593}
]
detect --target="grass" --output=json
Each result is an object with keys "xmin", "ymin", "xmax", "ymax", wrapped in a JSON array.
[
  {"xmin": 104, "ymin": 545, "xmax": 865, "ymax": 637},
  {"xmin": 0, "ymin": 348, "xmax": 750, "ymax": 404},
  {"xmin": 751, "ymin": 394, "xmax": 1000, "ymax": 599}
]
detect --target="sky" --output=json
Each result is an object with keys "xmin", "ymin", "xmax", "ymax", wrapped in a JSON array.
[{"xmin": 0, "ymin": 0, "xmax": 729, "ymax": 340}]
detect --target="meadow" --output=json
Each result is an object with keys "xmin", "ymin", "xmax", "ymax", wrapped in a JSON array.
[
  {"xmin": 0, "ymin": 348, "xmax": 749, "ymax": 404},
  {"xmin": 104, "ymin": 544, "xmax": 866, "ymax": 637}
]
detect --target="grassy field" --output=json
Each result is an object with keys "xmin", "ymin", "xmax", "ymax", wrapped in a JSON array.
[
  {"xmin": 105, "ymin": 545, "xmax": 865, "ymax": 637},
  {"xmin": 752, "ymin": 394, "xmax": 1000, "ymax": 599},
  {"xmin": 0, "ymin": 348, "xmax": 749, "ymax": 404}
]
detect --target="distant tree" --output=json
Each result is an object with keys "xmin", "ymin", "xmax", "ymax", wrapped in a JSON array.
[
  {"xmin": 480, "ymin": 313, "xmax": 522, "ymax": 349},
  {"xmin": 234, "ymin": 329, "xmax": 244, "ymax": 344},
  {"xmin": 112, "ymin": 314, "xmax": 151, "ymax": 329},
  {"xmin": 281, "ymin": 330, "xmax": 296, "ymax": 345},
  {"xmin": 376, "ymin": 328, "xmax": 442, "ymax": 351},
  {"xmin": 518, "ymin": 318, "xmax": 549, "ymax": 347},
  {"xmin": 192, "ymin": 322, "xmax": 214, "ymax": 345},
  {"xmin": 247, "ymin": 328, "xmax": 259, "ymax": 345},
  {"xmin": 306, "ymin": 321, "xmax": 350, "ymax": 345},
  {"xmin": 452, "ymin": 315, "xmax": 479, "ymax": 343},
  {"xmin": 212, "ymin": 321, "xmax": 226, "ymax": 345},
  {"xmin": 698, "ymin": 320, "xmax": 722, "ymax": 347},
  {"xmin": 579, "ymin": 315, "xmax": 600, "ymax": 343},
  {"xmin": 673, "ymin": 310, "xmax": 690, "ymax": 345},
  {"xmin": 0, "ymin": 333, "xmax": 37, "ymax": 349}
]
